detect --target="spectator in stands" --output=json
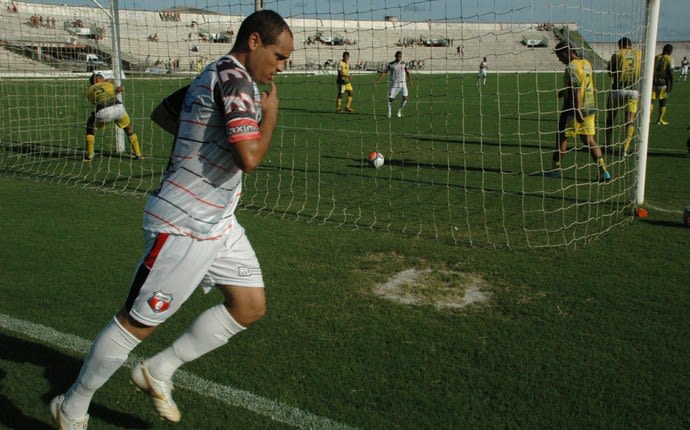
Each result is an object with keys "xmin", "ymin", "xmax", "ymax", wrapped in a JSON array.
[
  {"xmin": 476, "ymin": 57, "xmax": 488, "ymax": 86},
  {"xmin": 82, "ymin": 73, "xmax": 142, "ymax": 162},
  {"xmin": 336, "ymin": 51, "xmax": 354, "ymax": 112},
  {"xmin": 375, "ymin": 51, "xmax": 413, "ymax": 118},
  {"xmin": 605, "ymin": 37, "xmax": 641, "ymax": 156},
  {"xmin": 546, "ymin": 41, "xmax": 611, "ymax": 182},
  {"xmin": 651, "ymin": 43, "xmax": 674, "ymax": 125},
  {"xmin": 680, "ymin": 56, "xmax": 689, "ymax": 82}
]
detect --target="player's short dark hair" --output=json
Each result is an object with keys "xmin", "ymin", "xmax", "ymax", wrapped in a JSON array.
[
  {"xmin": 343, "ymin": 51, "xmax": 350, "ymax": 57},
  {"xmin": 555, "ymin": 40, "xmax": 580, "ymax": 57},
  {"xmin": 662, "ymin": 43, "xmax": 673, "ymax": 55},
  {"xmin": 89, "ymin": 72, "xmax": 103, "ymax": 85},
  {"xmin": 231, "ymin": 10, "xmax": 291, "ymax": 52},
  {"xmin": 617, "ymin": 37, "xmax": 632, "ymax": 48},
  {"xmin": 395, "ymin": 51, "xmax": 402, "ymax": 57}
]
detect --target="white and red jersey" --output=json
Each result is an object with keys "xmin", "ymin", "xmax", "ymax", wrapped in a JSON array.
[{"xmin": 143, "ymin": 55, "xmax": 262, "ymax": 240}]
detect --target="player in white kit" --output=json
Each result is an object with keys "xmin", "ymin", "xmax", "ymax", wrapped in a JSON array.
[
  {"xmin": 50, "ymin": 10, "xmax": 294, "ymax": 429},
  {"xmin": 376, "ymin": 51, "xmax": 413, "ymax": 118}
]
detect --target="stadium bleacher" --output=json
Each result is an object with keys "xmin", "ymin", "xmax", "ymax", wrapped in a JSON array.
[{"xmin": 2, "ymin": 1, "xmax": 686, "ymax": 76}]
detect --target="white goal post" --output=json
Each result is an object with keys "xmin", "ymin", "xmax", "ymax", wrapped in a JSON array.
[{"xmin": 0, "ymin": 0, "xmax": 661, "ymax": 248}]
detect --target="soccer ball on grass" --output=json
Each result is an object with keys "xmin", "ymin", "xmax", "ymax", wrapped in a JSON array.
[{"xmin": 367, "ymin": 151, "xmax": 385, "ymax": 169}]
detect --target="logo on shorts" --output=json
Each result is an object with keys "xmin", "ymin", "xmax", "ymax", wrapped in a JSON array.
[
  {"xmin": 238, "ymin": 266, "xmax": 262, "ymax": 277},
  {"xmin": 147, "ymin": 291, "xmax": 173, "ymax": 313}
]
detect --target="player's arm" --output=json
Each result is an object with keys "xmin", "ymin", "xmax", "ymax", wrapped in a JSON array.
[
  {"xmin": 231, "ymin": 82, "xmax": 278, "ymax": 173},
  {"xmin": 608, "ymin": 53, "xmax": 616, "ymax": 77},
  {"xmin": 375, "ymin": 69, "xmax": 387, "ymax": 85},
  {"xmin": 666, "ymin": 62, "xmax": 674, "ymax": 92},
  {"xmin": 572, "ymin": 84, "xmax": 585, "ymax": 122},
  {"xmin": 405, "ymin": 68, "xmax": 413, "ymax": 86}
]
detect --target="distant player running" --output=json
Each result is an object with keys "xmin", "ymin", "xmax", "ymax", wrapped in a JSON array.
[
  {"xmin": 84, "ymin": 72, "xmax": 142, "ymax": 161},
  {"xmin": 375, "ymin": 50, "xmax": 413, "ymax": 118},
  {"xmin": 605, "ymin": 37, "xmax": 641, "ymax": 156},
  {"xmin": 651, "ymin": 44, "xmax": 674, "ymax": 125},
  {"xmin": 547, "ymin": 41, "xmax": 610, "ymax": 182}
]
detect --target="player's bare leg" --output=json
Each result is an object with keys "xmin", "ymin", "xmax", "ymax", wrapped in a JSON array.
[{"xmin": 583, "ymin": 135, "xmax": 611, "ymax": 181}]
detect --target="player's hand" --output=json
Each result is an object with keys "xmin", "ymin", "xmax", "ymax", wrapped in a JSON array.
[
  {"xmin": 575, "ymin": 109, "xmax": 585, "ymax": 123},
  {"xmin": 261, "ymin": 81, "xmax": 279, "ymax": 119}
]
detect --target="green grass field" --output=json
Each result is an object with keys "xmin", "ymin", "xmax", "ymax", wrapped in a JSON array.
[{"xmin": 1, "ymin": 70, "xmax": 689, "ymax": 429}]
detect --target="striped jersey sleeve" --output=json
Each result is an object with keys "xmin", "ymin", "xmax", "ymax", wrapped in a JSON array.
[{"xmin": 142, "ymin": 55, "xmax": 262, "ymax": 240}]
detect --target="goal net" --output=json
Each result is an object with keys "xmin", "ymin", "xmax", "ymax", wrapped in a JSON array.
[{"xmin": 0, "ymin": 0, "xmax": 652, "ymax": 247}]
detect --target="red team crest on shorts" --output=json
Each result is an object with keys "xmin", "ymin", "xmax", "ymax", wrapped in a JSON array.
[{"xmin": 147, "ymin": 291, "xmax": 173, "ymax": 313}]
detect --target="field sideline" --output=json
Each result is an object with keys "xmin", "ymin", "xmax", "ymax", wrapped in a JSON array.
[{"xmin": 0, "ymin": 313, "xmax": 356, "ymax": 429}]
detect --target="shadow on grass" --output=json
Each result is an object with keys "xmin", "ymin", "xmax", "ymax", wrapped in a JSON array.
[{"xmin": 0, "ymin": 332, "xmax": 150, "ymax": 429}]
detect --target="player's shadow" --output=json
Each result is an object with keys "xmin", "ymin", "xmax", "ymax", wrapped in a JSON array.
[
  {"xmin": 646, "ymin": 149, "xmax": 689, "ymax": 159},
  {"xmin": 638, "ymin": 219, "xmax": 688, "ymax": 228},
  {"xmin": 0, "ymin": 332, "xmax": 150, "ymax": 429}
]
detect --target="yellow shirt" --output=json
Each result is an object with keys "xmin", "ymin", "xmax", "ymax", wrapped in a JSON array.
[
  {"xmin": 610, "ymin": 48, "xmax": 641, "ymax": 90},
  {"xmin": 653, "ymin": 53, "xmax": 674, "ymax": 87},
  {"xmin": 87, "ymin": 81, "xmax": 118, "ymax": 105},
  {"xmin": 563, "ymin": 58, "xmax": 595, "ymax": 116},
  {"xmin": 337, "ymin": 60, "xmax": 350, "ymax": 85}
]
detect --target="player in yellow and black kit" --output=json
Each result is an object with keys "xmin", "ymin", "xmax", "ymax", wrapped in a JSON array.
[
  {"xmin": 651, "ymin": 44, "xmax": 674, "ymax": 125},
  {"xmin": 84, "ymin": 72, "xmax": 142, "ymax": 161},
  {"xmin": 605, "ymin": 37, "xmax": 641, "ymax": 156},
  {"xmin": 547, "ymin": 41, "xmax": 610, "ymax": 182},
  {"xmin": 335, "ymin": 51, "xmax": 354, "ymax": 112}
]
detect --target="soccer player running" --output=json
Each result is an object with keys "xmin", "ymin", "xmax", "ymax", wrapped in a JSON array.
[
  {"xmin": 50, "ymin": 10, "xmax": 293, "ymax": 430},
  {"xmin": 336, "ymin": 51, "xmax": 354, "ymax": 112},
  {"xmin": 476, "ymin": 57, "xmax": 488, "ymax": 86},
  {"xmin": 84, "ymin": 72, "xmax": 143, "ymax": 161},
  {"xmin": 605, "ymin": 37, "xmax": 641, "ymax": 156},
  {"xmin": 547, "ymin": 41, "xmax": 611, "ymax": 182},
  {"xmin": 651, "ymin": 43, "xmax": 674, "ymax": 125},
  {"xmin": 375, "ymin": 50, "xmax": 413, "ymax": 118}
]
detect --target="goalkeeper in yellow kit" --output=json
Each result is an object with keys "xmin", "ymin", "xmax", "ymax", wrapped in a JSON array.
[{"xmin": 84, "ymin": 72, "xmax": 142, "ymax": 161}]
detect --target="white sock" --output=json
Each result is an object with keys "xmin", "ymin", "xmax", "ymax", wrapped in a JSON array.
[
  {"xmin": 387, "ymin": 101, "xmax": 392, "ymax": 116},
  {"xmin": 148, "ymin": 304, "xmax": 246, "ymax": 382},
  {"xmin": 399, "ymin": 100, "xmax": 407, "ymax": 111},
  {"xmin": 63, "ymin": 317, "xmax": 140, "ymax": 418}
]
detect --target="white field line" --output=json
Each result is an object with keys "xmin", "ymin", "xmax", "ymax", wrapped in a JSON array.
[{"xmin": 0, "ymin": 312, "xmax": 358, "ymax": 430}]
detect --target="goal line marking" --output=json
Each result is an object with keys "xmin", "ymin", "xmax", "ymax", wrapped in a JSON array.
[{"xmin": 0, "ymin": 312, "xmax": 358, "ymax": 430}]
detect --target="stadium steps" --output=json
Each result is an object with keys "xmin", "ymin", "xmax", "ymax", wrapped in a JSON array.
[{"xmin": 0, "ymin": 2, "xmax": 577, "ymax": 75}]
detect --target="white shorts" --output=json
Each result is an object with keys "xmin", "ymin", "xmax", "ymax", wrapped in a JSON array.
[
  {"xmin": 95, "ymin": 104, "xmax": 127, "ymax": 124},
  {"xmin": 388, "ymin": 86, "xmax": 408, "ymax": 99},
  {"xmin": 128, "ymin": 222, "xmax": 263, "ymax": 326},
  {"xmin": 607, "ymin": 89, "xmax": 639, "ymax": 109}
]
